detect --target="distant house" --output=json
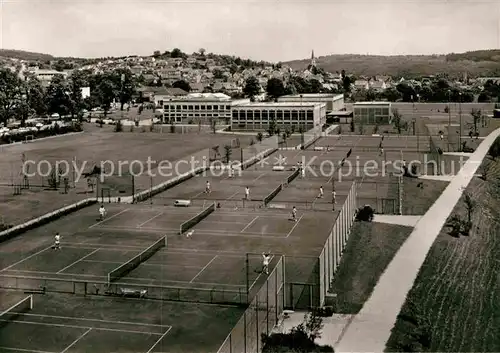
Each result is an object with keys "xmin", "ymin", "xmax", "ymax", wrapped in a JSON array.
[
  {"xmin": 370, "ymin": 81, "xmax": 387, "ymax": 91},
  {"xmin": 29, "ymin": 69, "xmax": 70, "ymax": 86},
  {"xmin": 353, "ymin": 80, "xmax": 370, "ymax": 90},
  {"xmin": 138, "ymin": 87, "xmax": 188, "ymax": 105}
]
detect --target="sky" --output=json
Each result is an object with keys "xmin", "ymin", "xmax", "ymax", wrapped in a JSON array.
[{"xmin": 1, "ymin": 0, "xmax": 499, "ymax": 62}]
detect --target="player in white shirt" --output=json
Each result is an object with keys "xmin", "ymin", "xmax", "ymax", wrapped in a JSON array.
[
  {"xmin": 245, "ymin": 186, "xmax": 250, "ymax": 200},
  {"xmin": 54, "ymin": 233, "xmax": 61, "ymax": 250},
  {"xmin": 262, "ymin": 253, "xmax": 271, "ymax": 274},
  {"xmin": 205, "ymin": 181, "xmax": 211, "ymax": 194},
  {"xmin": 291, "ymin": 206, "xmax": 297, "ymax": 222},
  {"xmin": 332, "ymin": 190, "xmax": 337, "ymax": 204},
  {"xmin": 318, "ymin": 186, "xmax": 324, "ymax": 198},
  {"xmin": 99, "ymin": 205, "xmax": 106, "ymax": 221}
]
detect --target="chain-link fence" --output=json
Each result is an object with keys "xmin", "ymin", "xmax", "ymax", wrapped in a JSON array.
[{"xmin": 217, "ymin": 256, "xmax": 284, "ymax": 353}]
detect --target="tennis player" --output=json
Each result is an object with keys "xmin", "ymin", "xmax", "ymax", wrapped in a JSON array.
[
  {"xmin": 291, "ymin": 206, "xmax": 297, "ymax": 222},
  {"xmin": 332, "ymin": 190, "xmax": 337, "ymax": 209},
  {"xmin": 262, "ymin": 253, "xmax": 271, "ymax": 274},
  {"xmin": 54, "ymin": 233, "xmax": 61, "ymax": 250},
  {"xmin": 318, "ymin": 186, "xmax": 324, "ymax": 198},
  {"xmin": 205, "ymin": 181, "xmax": 211, "ymax": 194},
  {"xmin": 245, "ymin": 186, "xmax": 250, "ymax": 200},
  {"xmin": 99, "ymin": 205, "xmax": 106, "ymax": 221}
]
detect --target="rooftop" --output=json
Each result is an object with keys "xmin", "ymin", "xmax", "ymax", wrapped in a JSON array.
[
  {"xmin": 234, "ymin": 102, "xmax": 325, "ymax": 108},
  {"xmin": 167, "ymin": 93, "xmax": 232, "ymax": 101},
  {"xmin": 280, "ymin": 93, "xmax": 344, "ymax": 100},
  {"xmin": 353, "ymin": 101, "xmax": 392, "ymax": 106}
]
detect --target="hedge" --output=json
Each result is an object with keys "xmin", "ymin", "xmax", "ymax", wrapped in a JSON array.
[{"xmin": 0, "ymin": 198, "xmax": 97, "ymax": 243}]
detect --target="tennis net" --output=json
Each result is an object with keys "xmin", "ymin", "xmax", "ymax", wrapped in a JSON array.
[
  {"xmin": 179, "ymin": 202, "xmax": 216, "ymax": 234},
  {"xmin": 263, "ymin": 184, "xmax": 282, "ymax": 206},
  {"xmin": 108, "ymin": 236, "xmax": 166, "ymax": 283},
  {"xmin": 287, "ymin": 169, "xmax": 300, "ymax": 184},
  {"xmin": 0, "ymin": 295, "xmax": 32, "ymax": 327}
]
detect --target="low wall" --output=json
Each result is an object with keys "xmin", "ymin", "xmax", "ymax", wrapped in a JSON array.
[{"xmin": 0, "ymin": 198, "xmax": 97, "ymax": 243}]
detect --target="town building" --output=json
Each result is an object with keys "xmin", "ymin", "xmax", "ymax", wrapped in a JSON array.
[
  {"xmin": 277, "ymin": 93, "xmax": 344, "ymax": 112},
  {"xmin": 231, "ymin": 102, "xmax": 326, "ymax": 131},
  {"xmin": 162, "ymin": 93, "xmax": 249, "ymax": 123},
  {"xmin": 353, "ymin": 101, "xmax": 392, "ymax": 124}
]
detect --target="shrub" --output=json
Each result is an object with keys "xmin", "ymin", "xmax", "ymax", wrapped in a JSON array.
[
  {"xmin": 356, "ymin": 205, "xmax": 374, "ymax": 221},
  {"xmin": 114, "ymin": 119, "xmax": 123, "ymax": 132}
]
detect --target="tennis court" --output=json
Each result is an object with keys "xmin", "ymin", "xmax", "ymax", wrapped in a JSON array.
[{"xmin": 0, "ymin": 291, "xmax": 242, "ymax": 353}]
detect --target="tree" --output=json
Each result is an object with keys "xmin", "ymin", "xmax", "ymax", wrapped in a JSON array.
[
  {"xmin": 256, "ymin": 132, "xmax": 263, "ymax": 143},
  {"xmin": 114, "ymin": 119, "xmax": 123, "ymax": 132},
  {"xmin": 198, "ymin": 48, "xmax": 206, "ymax": 56},
  {"xmin": 489, "ymin": 137, "xmax": 500, "ymax": 159},
  {"xmin": 224, "ymin": 145, "xmax": 232, "ymax": 163},
  {"xmin": 266, "ymin": 78, "xmax": 286, "ymax": 100},
  {"xmin": 267, "ymin": 119, "xmax": 277, "ymax": 136},
  {"xmin": 308, "ymin": 79, "xmax": 322, "ymax": 93},
  {"xmin": 94, "ymin": 72, "xmax": 116, "ymax": 117},
  {"xmin": 383, "ymin": 87, "xmax": 401, "ymax": 101},
  {"xmin": 341, "ymin": 70, "xmax": 352, "ymax": 93},
  {"xmin": 152, "ymin": 50, "xmax": 161, "ymax": 58},
  {"xmin": 68, "ymin": 70, "xmax": 85, "ymax": 120},
  {"xmin": 46, "ymin": 74, "xmax": 71, "ymax": 118},
  {"xmin": 22, "ymin": 73, "xmax": 47, "ymax": 120},
  {"xmin": 114, "ymin": 68, "xmax": 136, "ymax": 110},
  {"xmin": 463, "ymin": 191, "xmax": 475, "ymax": 235},
  {"xmin": 172, "ymin": 80, "xmax": 191, "ymax": 92},
  {"xmin": 170, "ymin": 48, "xmax": 183, "ymax": 58},
  {"xmin": 470, "ymin": 108, "xmax": 482, "ymax": 135},
  {"xmin": 392, "ymin": 108, "xmax": 403, "ymax": 134},
  {"xmin": 0, "ymin": 68, "xmax": 24, "ymax": 125},
  {"xmin": 209, "ymin": 117, "xmax": 217, "ymax": 134},
  {"xmin": 243, "ymin": 76, "xmax": 260, "ymax": 100}
]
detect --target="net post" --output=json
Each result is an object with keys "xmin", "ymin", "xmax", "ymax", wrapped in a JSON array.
[
  {"xmin": 246, "ymin": 253, "xmax": 250, "ymax": 303},
  {"xmin": 29, "ymin": 294, "xmax": 33, "ymax": 310}
]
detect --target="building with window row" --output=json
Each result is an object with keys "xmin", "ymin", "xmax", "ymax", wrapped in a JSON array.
[
  {"xmin": 278, "ymin": 93, "xmax": 344, "ymax": 112},
  {"xmin": 353, "ymin": 101, "xmax": 392, "ymax": 124},
  {"xmin": 231, "ymin": 102, "xmax": 326, "ymax": 131},
  {"xmin": 162, "ymin": 93, "xmax": 249, "ymax": 123}
]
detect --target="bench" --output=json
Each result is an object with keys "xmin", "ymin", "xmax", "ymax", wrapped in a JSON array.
[{"xmin": 119, "ymin": 288, "xmax": 147, "ymax": 298}]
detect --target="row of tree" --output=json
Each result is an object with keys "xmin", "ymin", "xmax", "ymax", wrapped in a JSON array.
[{"xmin": 0, "ymin": 67, "xmax": 139, "ymax": 125}]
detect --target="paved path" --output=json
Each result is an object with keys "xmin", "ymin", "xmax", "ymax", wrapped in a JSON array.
[
  {"xmin": 372, "ymin": 215, "xmax": 422, "ymax": 227},
  {"xmin": 335, "ymin": 128, "xmax": 500, "ymax": 352}
]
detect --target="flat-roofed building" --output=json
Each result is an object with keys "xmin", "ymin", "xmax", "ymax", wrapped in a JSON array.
[
  {"xmin": 277, "ymin": 93, "xmax": 344, "ymax": 112},
  {"xmin": 163, "ymin": 93, "xmax": 249, "ymax": 123},
  {"xmin": 231, "ymin": 102, "xmax": 326, "ymax": 131},
  {"xmin": 353, "ymin": 101, "xmax": 392, "ymax": 124}
]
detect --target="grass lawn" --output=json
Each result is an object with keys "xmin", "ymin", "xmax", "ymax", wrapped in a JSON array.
[
  {"xmin": 0, "ymin": 125, "xmax": 251, "ymax": 225},
  {"xmin": 386, "ymin": 158, "xmax": 500, "ymax": 352},
  {"xmin": 329, "ymin": 221, "xmax": 413, "ymax": 314},
  {"xmin": 402, "ymin": 178, "xmax": 448, "ymax": 215}
]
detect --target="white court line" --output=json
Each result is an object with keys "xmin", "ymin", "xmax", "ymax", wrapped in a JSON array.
[
  {"xmin": 192, "ymin": 231, "xmax": 286, "ymax": 239},
  {"xmin": 252, "ymin": 172, "xmax": 267, "ymax": 183},
  {"xmin": 248, "ymin": 255, "xmax": 274, "ymax": 292},
  {"xmin": 0, "ymin": 347, "xmax": 54, "ymax": 353},
  {"xmin": 137, "ymin": 212, "xmax": 164, "ymax": 228},
  {"xmin": 57, "ymin": 248, "xmax": 100, "ymax": 274},
  {"xmin": 89, "ymin": 209, "xmax": 129, "ymax": 229},
  {"xmin": 225, "ymin": 190, "xmax": 240, "ymax": 201},
  {"xmin": 60, "ymin": 327, "xmax": 92, "ymax": 353},
  {"xmin": 0, "ymin": 245, "xmax": 53, "ymax": 272},
  {"xmin": 0, "ymin": 319, "xmax": 161, "ymax": 335},
  {"xmin": 190, "ymin": 255, "xmax": 218, "ymax": 283},
  {"xmin": 146, "ymin": 326, "xmax": 173, "ymax": 353},
  {"xmin": 1, "ymin": 269, "xmax": 104, "ymax": 278},
  {"xmin": 286, "ymin": 215, "xmax": 303, "ymax": 238},
  {"xmin": 15, "ymin": 313, "xmax": 169, "ymax": 328},
  {"xmin": 240, "ymin": 216, "xmax": 259, "ymax": 233},
  {"xmin": 81, "ymin": 259, "xmax": 205, "ymax": 269}
]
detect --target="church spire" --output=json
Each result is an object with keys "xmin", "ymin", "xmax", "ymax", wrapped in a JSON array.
[{"xmin": 311, "ymin": 50, "xmax": 316, "ymax": 67}]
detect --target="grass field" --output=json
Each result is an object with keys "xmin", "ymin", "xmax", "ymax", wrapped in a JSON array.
[
  {"xmin": 329, "ymin": 221, "xmax": 413, "ymax": 314},
  {"xmin": 386, "ymin": 158, "xmax": 500, "ymax": 352},
  {"xmin": 0, "ymin": 125, "xmax": 249, "ymax": 225}
]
